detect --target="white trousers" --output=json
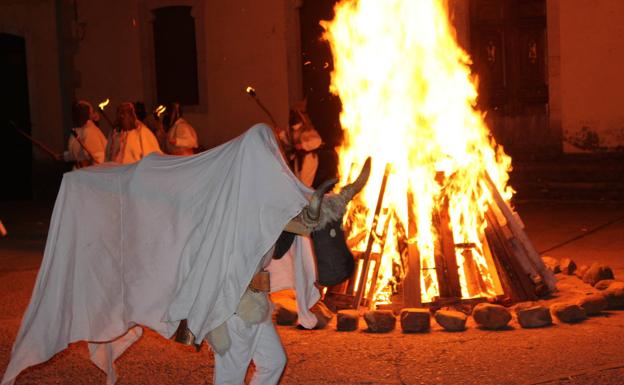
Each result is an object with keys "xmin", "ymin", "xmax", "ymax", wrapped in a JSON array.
[{"xmin": 213, "ymin": 314, "xmax": 286, "ymax": 385}]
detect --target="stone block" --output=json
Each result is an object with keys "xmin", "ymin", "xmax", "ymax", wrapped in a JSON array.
[
  {"xmin": 472, "ymin": 303, "xmax": 511, "ymax": 330},
  {"xmin": 400, "ymin": 308, "xmax": 430, "ymax": 333},
  {"xmin": 603, "ymin": 282, "xmax": 624, "ymax": 310},
  {"xmin": 363, "ymin": 310, "xmax": 396, "ymax": 333},
  {"xmin": 274, "ymin": 304, "xmax": 298, "ymax": 326},
  {"xmin": 434, "ymin": 310, "xmax": 467, "ymax": 332},
  {"xmin": 560, "ymin": 258, "xmax": 577, "ymax": 275},
  {"xmin": 310, "ymin": 301, "xmax": 333, "ymax": 329},
  {"xmin": 575, "ymin": 265, "xmax": 589, "ymax": 279},
  {"xmin": 595, "ymin": 279, "xmax": 617, "ymax": 290},
  {"xmin": 582, "ymin": 263, "xmax": 614, "ymax": 286},
  {"xmin": 551, "ymin": 303, "xmax": 587, "ymax": 323},
  {"xmin": 516, "ymin": 305, "xmax": 552, "ymax": 328},
  {"xmin": 541, "ymin": 256, "xmax": 561, "ymax": 274},
  {"xmin": 577, "ymin": 294, "xmax": 607, "ymax": 315},
  {"xmin": 336, "ymin": 309, "xmax": 359, "ymax": 331}
]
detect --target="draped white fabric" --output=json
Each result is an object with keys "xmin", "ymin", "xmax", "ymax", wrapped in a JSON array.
[{"xmin": 2, "ymin": 124, "xmax": 319, "ymax": 385}]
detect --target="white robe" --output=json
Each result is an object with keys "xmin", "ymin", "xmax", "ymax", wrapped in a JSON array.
[
  {"xmin": 1, "ymin": 124, "xmax": 320, "ymax": 385},
  {"xmin": 106, "ymin": 122, "xmax": 162, "ymax": 164},
  {"xmin": 63, "ymin": 120, "xmax": 107, "ymax": 165},
  {"xmin": 166, "ymin": 117, "xmax": 199, "ymax": 155}
]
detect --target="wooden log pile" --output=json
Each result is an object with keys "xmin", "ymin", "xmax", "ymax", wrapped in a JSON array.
[{"xmin": 324, "ymin": 169, "xmax": 556, "ymax": 311}]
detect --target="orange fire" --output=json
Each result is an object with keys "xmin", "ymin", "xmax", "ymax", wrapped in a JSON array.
[
  {"xmin": 98, "ymin": 98, "xmax": 110, "ymax": 110},
  {"xmin": 155, "ymin": 105, "xmax": 166, "ymax": 118},
  {"xmin": 322, "ymin": 0, "xmax": 513, "ymax": 304}
]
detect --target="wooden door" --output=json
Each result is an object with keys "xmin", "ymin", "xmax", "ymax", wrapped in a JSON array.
[{"xmin": 469, "ymin": 0, "xmax": 557, "ymax": 155}]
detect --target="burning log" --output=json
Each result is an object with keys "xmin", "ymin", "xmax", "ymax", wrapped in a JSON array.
[
  {"xmin": 364, "ymin": 209, "xmax": 392, "ymax": 304},
  {"xmin": 317, "ymin": 0, "xmax": 560, "ymax": 314},
  {"xmin": 431, "ymin": 191, "xmax": 462, "ymax": 300},
  {"xmin": 484, "ymin": 208, "xmax": 538, "ymax": 302},
  {"xmin": 403, "ymin": 189, "xmax": 422, "ymax": 307},
  {"xmin": 352, "ymin": 163, "xmax": 391, "ymax": 308},
  {"xmin": 482, "ymin": 172, "xmax": 556, "ymax": 292},
  {"xmin": 456, "ymin": 243, "xmax": 490, "ymax": 298}
]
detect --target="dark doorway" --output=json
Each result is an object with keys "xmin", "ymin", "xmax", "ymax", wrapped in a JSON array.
[
  {"xmin": 299, "ymin": 0, "xmax": 340, "ymax": 186},
  {"xmin": 0, "ymin": 33, "xmax": 32, "ymax": 200},
  {"xmin": 469, "ymin": 0, "xmax": 556, "ymax": 156}
]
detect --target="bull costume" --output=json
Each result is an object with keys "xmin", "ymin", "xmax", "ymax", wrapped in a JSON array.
[{"xmin": 1, "ymin": 123, "xmax": 369, "ymax": 385}]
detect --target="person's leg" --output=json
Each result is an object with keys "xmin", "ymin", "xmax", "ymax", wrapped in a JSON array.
[
  {"xmin": 213, "ymin": 315, "xmax": 256, "ymax": 385},
  {"xmin": 249, "ymin": 319, "xmax": 287, "ymax": 385}
]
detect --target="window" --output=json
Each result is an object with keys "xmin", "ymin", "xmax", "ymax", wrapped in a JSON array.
[{"xmin": 152, "ymin": 6, "xmax": 199, "ymax": 105}]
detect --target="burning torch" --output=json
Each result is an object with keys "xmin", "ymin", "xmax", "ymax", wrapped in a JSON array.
[
  {"xmin": 245, "ymin": 87, "xmax": 278, "ymax": 128},
  {"xmin": 245, "ymin": 86, "xmax": 295, "ymax": 154},
  {"xmin": 154, "ymin": 104, "xmax": 166, "ymax": 119},
  {"xmin": 97, "ymin": 98, "xmax": 115, "ymax": 129}
]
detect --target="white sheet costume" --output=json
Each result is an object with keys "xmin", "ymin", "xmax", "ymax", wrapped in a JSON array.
[
  {"xmin": 1, "ymin": 124, "xmax": 321, "ymax": 385},
  {"xmin": 166, "ymin": 117, "xmax": 199, "ymax": 155},
  {"xmin": 106, "ymin": 122, "xmax": 162, "ymax": 164},
  {"xmin": 63, "ymin": 119, "xmax": 107, "ymax": 166}
]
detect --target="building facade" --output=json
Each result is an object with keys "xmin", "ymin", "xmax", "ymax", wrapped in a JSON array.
[{"xmin": 1, "ymin": 0, "xmax": 623, "ymax": 199}]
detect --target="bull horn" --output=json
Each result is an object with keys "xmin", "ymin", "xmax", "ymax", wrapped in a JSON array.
[
  {"xmin": 339, "ymin": 157, "xmax": 372, "ymax": 201},
  {"xmin": 305, "ymin": 178, "xmax": 338, "ymax": 221}
]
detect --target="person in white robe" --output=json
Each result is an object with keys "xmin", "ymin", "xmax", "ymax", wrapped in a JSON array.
[
  {"xmin": 60, "ymin": 101, "xmax": 107, "ymax": 168},
  {"xmin": 106, "ymin": 102, "xmax": 163, "ymax": 164},
  {"xmin": 164, "ymin": 102, "xmax": 199, "ymax": 156},
  {"xmin": 278, "ymin": 102, "xmax": 322, "ymax": 187}
]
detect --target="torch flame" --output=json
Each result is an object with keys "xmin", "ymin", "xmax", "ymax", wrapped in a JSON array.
[
  {"xmin": 323, "ymin": 0, "xmax": 512, "ymax": 304},
  {"xmin": 98, "ymin": 98, "xmax": 110, "ymax": 110},
  {"xmin": 155, "ymin": 105, "xmax": 166, "ymax": 117},
  {"xmin": 245, "ymin": 86, "xmax": 256, "ymax": 97}
]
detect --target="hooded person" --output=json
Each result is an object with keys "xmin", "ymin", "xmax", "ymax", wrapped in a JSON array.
[
  {"xmin": 164, "ymin": 102, "xmax": 199, "ymax": 156},
  {"xmin": 60, "ymin": 101, "xmax": 107, "ymax": 168},
  {"xmin": 106, "ymin": 102, "xmax": 163, "ymax": 163}
]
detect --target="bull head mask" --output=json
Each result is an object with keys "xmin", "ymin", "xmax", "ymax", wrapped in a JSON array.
[{"xmin": 276, "ymin": 157, "xmax": 372, "ymax": 286}]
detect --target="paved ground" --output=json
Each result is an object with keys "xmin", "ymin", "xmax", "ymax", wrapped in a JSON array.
[{"xmin": 0, "ymin": 200, "xmax": 623, "ymax": 385}]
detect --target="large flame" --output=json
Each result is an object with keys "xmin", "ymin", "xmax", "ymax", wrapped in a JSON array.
[{"xmin": 323, "ymin": 0, "xmax": 513, "ymax": 304}]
